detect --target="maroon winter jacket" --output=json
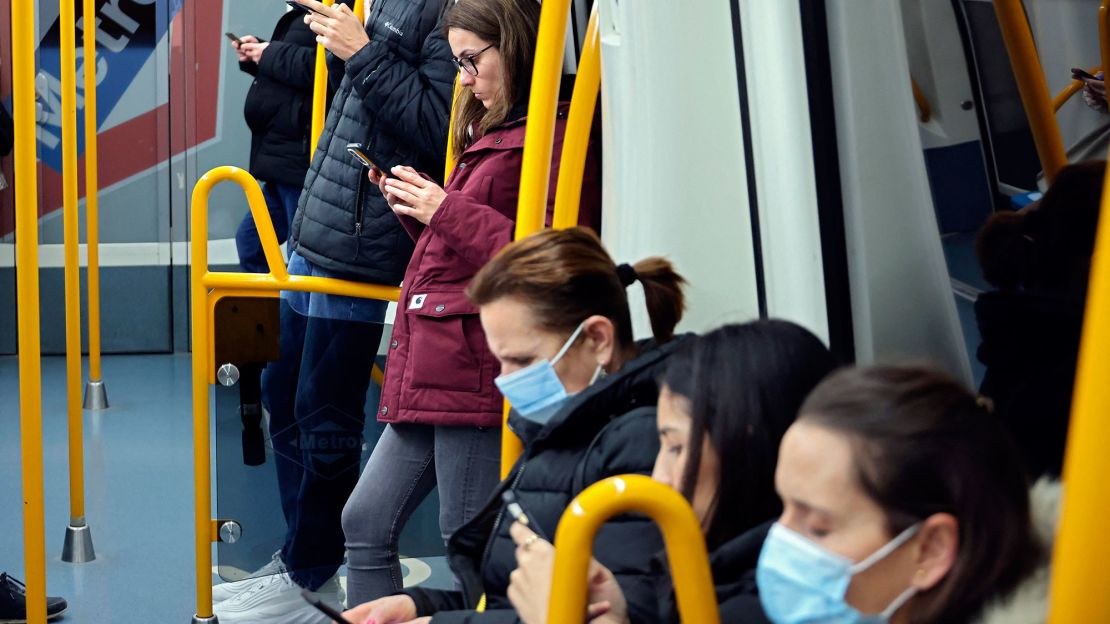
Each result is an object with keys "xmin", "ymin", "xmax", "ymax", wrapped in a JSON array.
[{"xmin": 377, "ymin": 105, "xmax": 601, "ymax": 427}]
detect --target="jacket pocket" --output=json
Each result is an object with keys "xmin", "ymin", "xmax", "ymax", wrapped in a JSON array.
[{"xmin": 405, "ymin": 290, "xmax": 484, "ymax": 393}]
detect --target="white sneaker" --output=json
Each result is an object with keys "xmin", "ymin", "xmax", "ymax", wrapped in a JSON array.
[
  {"xmin": 214, "ymin": 568, "xmax": 341, "ymax": 624},
  {"xmin": 213, "ymin": 551, "xmax": 286, "ymax": 604}
]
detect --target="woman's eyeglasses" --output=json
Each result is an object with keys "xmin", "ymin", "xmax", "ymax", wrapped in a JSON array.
[{"xmin": 452, "ymin": 44, "xmax": 495, "ymax": 76}]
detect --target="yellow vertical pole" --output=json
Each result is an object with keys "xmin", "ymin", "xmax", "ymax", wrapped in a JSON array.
[
  {"xmin": 61, "ymin": 0, "xmax": 89, "ymax": 538},
  {"xmin": 1099, "ymin": 0, "xmax": 1110, "ymax": 76},
  {"xmin": 1047, "ymin": 161, "xmax": 1110, "ymax": 623},
  {"xmin": 502, "ymin": 0, "xmax": 573, "ymax": 477},
  {"xmin": 991, "ymin": 0, "xmax": 1068, "ymax": 183},
  {"xmin": 13, "ymin": 0, "xmax": 48, "ymax": 619},
  {"xmin": 444, "ymin": 77, "xmax": 460, "ymax": 182},
  {"xmin": 552, "ymin": 4, "xmax": 600, "ymax": 230},
  {"xmin": 83, "ymin": 0, "xmax": 107, "ymax": 409},
  {"xmin": 310, "ymin": 0, "xmax": 338, "ymax": 158},
  {"xmin": 548, "ymin": 476, "xmax": 719, "ymax": 623},
  {"xmin": 191, "ymin": 174, "xmax": 215, "ymax": 620}
]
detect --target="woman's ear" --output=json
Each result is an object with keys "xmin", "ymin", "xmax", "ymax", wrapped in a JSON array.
[
  {"xmin": 582, "ymin": 315, "xmax": 617, "ymax": 368},
  {"xmin": 912, "ymin": 513, "xmax": 959, "ymax": 591}
]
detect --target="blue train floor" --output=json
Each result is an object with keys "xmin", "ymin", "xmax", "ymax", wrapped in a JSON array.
[{"xmin": 0, "ymin": 353, "xmax": 453, "ymax": 623}]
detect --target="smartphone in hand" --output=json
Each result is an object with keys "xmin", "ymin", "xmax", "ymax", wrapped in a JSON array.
[
  {"xmin": 225, "ymin": 32, "xmax": 242, "ymax": 45},
  {"xmin": 300, "ymin": 590, "xmax": 355, "ymax": 624},
  {"xmin": 1072, "ymin": 67, "xmax": 1101, "ymax": 81},
  {"xmin": 346, "ymin": 143, "xmax": 383, "ymax": 177},
  {"xmin": 286, "ymin": 0, "xmax": 326, "ymax": 16},
  {"xmin": 502, "ymin": 490, "xmax": 549, "ymax": 541}
]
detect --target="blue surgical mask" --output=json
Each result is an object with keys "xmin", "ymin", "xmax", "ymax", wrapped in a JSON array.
[
  {"xmin": 495, "ymin": 321, "xmax": 602, "ymax": 425},
  {"xmin": 756, "ymin": 522, "xmax": 921, "ymax": 624}
]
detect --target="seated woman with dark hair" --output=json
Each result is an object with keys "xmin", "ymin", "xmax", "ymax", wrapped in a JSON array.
[
  {"xmin": 757, "ymin": 365, "xmax": 1050, "ymax": 624},
  {"xmin": 344, "ymin": 227, "xmax": 687, "ymax": 624},
  {"xmin": 506, "ymin": 320, "xmax": 838, "ymax": 623}
]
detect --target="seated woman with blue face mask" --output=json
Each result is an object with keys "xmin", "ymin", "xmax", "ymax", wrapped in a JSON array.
[
  {"xmin": 758, "ymin": 365, "xmax": 1048, "ymax": 624},
  {"xmin": 342, "ymin": 226, "xmax": 687, "ymax": 624}
]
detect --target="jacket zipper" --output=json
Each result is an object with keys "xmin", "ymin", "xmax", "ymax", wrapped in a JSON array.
[
  {"xmin": 479, "ymin": 461, "xmax": 529, "ymax": 583},
  {"xmin": 353, "ymin": 169, "xmax": 365, "ymax": 259}
]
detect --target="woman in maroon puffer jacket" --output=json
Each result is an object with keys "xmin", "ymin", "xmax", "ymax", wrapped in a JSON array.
[{"xmin": 340, "ymin": 0, "xmax": 601, "ymax": 606}]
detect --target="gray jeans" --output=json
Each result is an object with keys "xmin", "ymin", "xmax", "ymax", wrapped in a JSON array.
[{"xmin": 341, "ymin": 423, "xmax": 501, "ymax": 604}]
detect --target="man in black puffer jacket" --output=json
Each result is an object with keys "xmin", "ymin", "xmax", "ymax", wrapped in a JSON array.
[
  {"xmin": 214, "ymin": 2, "xmax": 455, "ymax": 622},
  {"xmin": 231, "ymin": 10, "xmax": 319, "ymax": 274}
]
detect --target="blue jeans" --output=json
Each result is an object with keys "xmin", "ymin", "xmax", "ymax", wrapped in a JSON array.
[
  {"xmin": 235, "ymin": 181, "xmax": 301, "ymax": 273},
  {"xmin": 341, "ymin": 423, "xmax": 502, "ymax": 604},
  {"xmin": 262, "ymin": 300, "xmax": 385, "ymax": 590}
]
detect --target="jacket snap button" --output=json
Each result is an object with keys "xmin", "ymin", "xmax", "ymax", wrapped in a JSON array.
[
  {"xmin": 380, "ymin": 406, "xmax": 389, "ymax": 416},
  {"xmin": 390, "ymin": 340, "xmax": 399, "ymax": 349},
  {"xmin": 458, "ymin": 162, "xmax": 467, "ymax": 170},
  {"xmin": 495, "ymin": 138, "xmax": 503, "ymax": 144},
  {"xmin": 435, "ymin": 304, "xmax": 446, "ymax": 312}
]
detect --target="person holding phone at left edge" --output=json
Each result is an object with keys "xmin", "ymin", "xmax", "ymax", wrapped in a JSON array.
[{"xmin": 213, "ymin": 0, "xmax": 456, "ymax": 622}]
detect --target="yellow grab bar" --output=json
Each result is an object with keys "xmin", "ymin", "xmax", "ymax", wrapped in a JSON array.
[
  {"xmin": 1052, "ymin": 68, "xmax": 1100, "ymax": 112},
  {"xmin": 501, "ymin": 0, "xmax": 575, "ymax": 477},
  {"xmin": 310, "ymin": 0, "xmax": 338, "ymax": 158},
  {"xmin": 14, "ymin": 0, "xmax": 48, "ymax": 619},
  {"xmin": 190, "ymin": 166, "xmax": 399, "ymax": 619},
  {"xmin": 1047, "ymin": 160, "xmax": 1110, "ymax": 623},
  {"xmin": 548, "ymin": 476, "xmax": 719, "ymax": 623},
  {"xmin": 991, "ymin": 0, "xmax": 1068, "ymax": 183},
  {"xmin": 83, "ymin": 0, "xmax": 105, "ymax": 392},
  {"xmin": 552, "ymin": 4, "xmax": 600, "ymax": 230},
  {"xmin": 1101, "ymin": 0, "xmax": 1110, "ymax": 78},
  {"xmin": 60, "ymin": 0, "xmax": 88, "ymax": 529}
]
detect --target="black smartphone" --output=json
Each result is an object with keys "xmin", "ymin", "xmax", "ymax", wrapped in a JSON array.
[
  {"xmin": 286, "ymin": 0, "xmax": 326, "ymax": 16},
  {"xmin": 346, "ymin": 143, "xmax": 382, "ymax": 175},
  {"xmin": 1072, "ymin": 67, "xmax": 1101, "ymax": 81},
  {"xmin": 502, "ymin": 490, "xmax": 549, "ymax": 541},
  {"xmin": 300, "ymin": 589, "xmax": 355, "ymax": 624},
  {"xmin": 225, "ymin": 32, "xmax": 242, "ymax": 45}
]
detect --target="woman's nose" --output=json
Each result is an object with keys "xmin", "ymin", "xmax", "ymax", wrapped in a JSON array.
[{"xmin": 458, "ymin": 70, "xmax": 476, "ymax": 87}]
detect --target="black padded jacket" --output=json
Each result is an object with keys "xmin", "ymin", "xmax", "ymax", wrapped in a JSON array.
[
  {"xmin": 402, "ymin": 337, "xmax": 695, "ymax": 624},
  {"xmin": 238, "ymin": 9, "xmax": 319, "ymax": 185},
  {"xmin": 289, "ymin": 0, "xmax": 455, "ymax": 283}
]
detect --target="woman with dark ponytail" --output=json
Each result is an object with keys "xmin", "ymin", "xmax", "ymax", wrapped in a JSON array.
[{"xmin": 344, "ymin": 227, "xmax": 688, "ymax": 624}]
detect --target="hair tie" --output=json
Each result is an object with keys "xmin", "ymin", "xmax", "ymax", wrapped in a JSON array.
[{"xmin": 616, "ymin": 263, "xmax": 638, "ymax": 288}]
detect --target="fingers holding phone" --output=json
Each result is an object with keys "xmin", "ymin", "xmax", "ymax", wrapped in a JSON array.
[{"xmin": 239, "ymin": 41, "xmax": 270, "ymax": 64}]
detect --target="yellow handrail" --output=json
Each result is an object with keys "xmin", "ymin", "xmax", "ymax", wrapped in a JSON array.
[
  {"xmin": 1100, "ymin": 0, "xmax": 1110, "ymax": 77},
  {"xmin": 14, "ymin": 0, "xmax": 48, "ymax": 620},
  {"xmin": 991, "ymin": 0, "xmax": 1068, "ymax": 183},
  {"xmin": 1052, "ymin": 69, "xmax": 1098, "ymax": 112},
  {"xmin": 548, "ymin": 476, "xmax": 719, "ymax": 623},
  {"xmin": 501, "ymin": 0, "xmax": 574, "ymax": 477},
  {"xmin": 190, "ymin": 166, "xmax": 399, "ymax": 619},
  {"xmin": 1047, "ymin": 160, "xmax": 1110, "ymax": 623},
  {"xmin": 61, "ymin": 0, "xmax": 90, "ymax": 535},
  {"xmin": 910, "ymin": 76, "xmax": 932, "ymax": 124},
  {"xmin": 83, "ymin": 0, "xmax": 105, "ymax": 394},
  {"xmin": 310, "ymin": 0, "xmax": 339, "ymax": 158},
  {"xmin": 552, "ymin": 4, "xmax": 600, "ymax": 230}
]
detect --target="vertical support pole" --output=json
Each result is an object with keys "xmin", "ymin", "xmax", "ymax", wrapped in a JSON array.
[
  {"xmin": 551, "ymin": 4, "xmax": 600, "ymax": 230},
  {"xmin": 310, "ymin": 0, "xmax": 338, "ymax": 159},
  {"xmin": 991, "ymin": 0, "xmax": 1068, "ymax": 183},
  {"xmin": 83, "ymin": 0, "xmax": 109, "ymax": 411},
  {"xmin": 502, "ymin": 0, "xmax": 573, "ymax": 477},
  {"xmin": 60, "ymin": 0, "xmax": 96, "ymax": 564},
  {"xmin": 191, "ymin": 174, "xmax": 215, "ymax": 622},
  {"xmin": 1099, "ymin": 0, "xmax": 1110, "ymax": 77},
  {"xmin": 1047, "ymin": 162, "xmax": 1110, "ymax": 623},
  {"xmin": 13, "ymin": 0, "xmax": 48, "ymax": 619}
]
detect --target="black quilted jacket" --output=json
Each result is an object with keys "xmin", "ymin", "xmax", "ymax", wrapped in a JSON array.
[{"xmin": 290, "ymin": 0, "xmax": 455, "ymax": 283}]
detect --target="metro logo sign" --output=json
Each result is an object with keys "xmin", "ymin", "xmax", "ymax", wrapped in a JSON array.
[{"xmin": 0, "ymin": 0, "xmax": 221, "ymax": 237}]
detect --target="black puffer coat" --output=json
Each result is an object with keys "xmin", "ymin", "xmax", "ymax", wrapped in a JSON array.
[
  {"xmin": 403, "ymin": 337, "xmax": 694, "ymax": 624},
  {"xmin": 239, "ymin": 9, "xmax": 319, "ymax": 185},
  {"xmin": 290, "ymin": 0, "xmax": 455, "ymax": 284}
]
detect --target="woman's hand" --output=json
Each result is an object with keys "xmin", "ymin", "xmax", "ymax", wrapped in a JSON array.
[
  {"xmin": 298, "ymin": 0, "xmax": 371, "ymax": 61},
  {"xmin": 342, "ymin": 594, "xmax": 418, "ymax": 624},
  {"xmin": 232, "ymin": 35, "xmax": 259, "ymax": 63},
  {"xmin": 382, "ymin": 166, "xmax": 447, "ymax": 225},
  {"xmin": 238, "ymin": 41, "xmax": 270, "ymax": 64},
  {"xmin": 507, "ymin": 522, "xmax": 628, "ymax": 624},
  {"xmin": 1083, "ymin": 71, "xmax": 1107, "ymax": 112}
]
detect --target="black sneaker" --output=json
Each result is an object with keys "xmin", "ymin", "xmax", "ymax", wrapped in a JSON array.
[{"xmin": 0, "ymin": 572, "xmax": 68, "ymax": 622}]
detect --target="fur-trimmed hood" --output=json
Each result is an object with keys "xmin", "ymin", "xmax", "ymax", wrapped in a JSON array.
[{"xmin": 972, "ymin": 478, "xmax": 1061, "ymax": 623}]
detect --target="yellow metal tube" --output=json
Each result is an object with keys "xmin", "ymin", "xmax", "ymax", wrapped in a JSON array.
[
  {"xmin": 991, "ymin": 0, "xmax": 1068, "ymax": 183},
  {"xmin": 548, "ymin": 476, "xmax": 719, "ymax": 623},
  {"xmin": 191, "ymin": 166, "xmax": 399, "ymax": 616},
  {"xmin": 310, "ymin": 0, "xmax": 338, "ymax": 158},
  {"xmin": 1047, "ymin": 161, "xmax": 1110, "ymax": 623},
  {"xmin": 14, "ymin": 0, "xmax": 48, "ymax": 620},
  {"xmin": 1100, "ymin": 0, "xmax": 1110, "ymax": 78},
  {"xmin": 84, "ymin": 0, "xmax": 103, "ymax": 384},
  {"xmin": 61, "ymin": 0, "xmax": 87, "ymax": 523},
  {"xmin": 910, "ymin": 76, "xmax": 931, "ymax": 124},
  {"xmin": 502, "ymin": 0, "xmax": 574, "ymax": 477},
  {"xmin": 1054, "ymin": 66, "xmax": 1100, "ymax": 112},
  {"xmin": 552, "ymin": 5, "xmax": 600, "ymax": 230},
  {"xmin": 445, "ymin": 77, "xmax": 460, "ymax": 182}
]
